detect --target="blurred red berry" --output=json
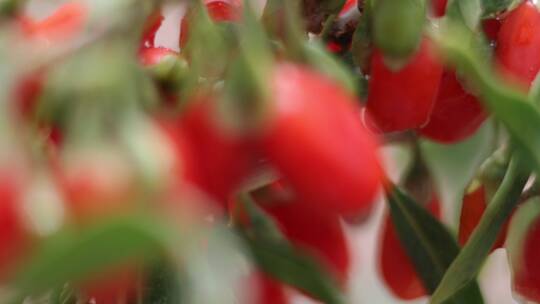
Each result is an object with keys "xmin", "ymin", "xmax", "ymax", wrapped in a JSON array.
[
  {"xmin": 179, "ymin": 96, "xmax": 258, "ymax": 206},
  {"xmin": 366, "ymin": 38, "xmax": 443, "ymax": 132},
  {"xmin": 380, "ymin": 197, "xmax": 440, "ymax": 300},
  {"xmin": 483, "ymin": 17, "xmax": 502, "ymax": 42},
  {"xmin": 458, "ymin": 185, "xmax": 508, "ymax": 250},
  {"xmin": 20, "ymin": 1, "xmax": 87, "ymax": 42},
  {"xmin": 248, "ymin": 272, "xmax": 289, "ymax": 304},
  {"xmin": 179, "ymin": 0, "xmax": 242, "ymax": 49},
  {"xmin": 0, "ymin": 170, "xmax": 29, "ymax": 281},
  {"xmin": 510, "ymin": 207, "xmax": 540, "ymax": 302},
  {"xmin": 431, "ymin": 0, "xmax": 447, "ymax": 17},
  {"xmin": 263, "ymin": 63, "xmax": 382, "ymax": 217},
  {"xmin": 419, "ymin": 71, "xmax": 487, "ymax": 143},
  {"xmin": 496, "ymin": 1, "xmax": 540, "ymax": 89}
]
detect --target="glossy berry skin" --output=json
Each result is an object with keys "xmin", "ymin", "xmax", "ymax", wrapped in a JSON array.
[
  {"xmin": 179, "ymin": 97, "xmax": 258, "ymax": 206},
  {"xmin": 248, "ymin": 272, "xmax": 289, "ymax": 304},
  {"xmin": 20, "ymin": 2, "xmax": 87, "ymax": 42},
  {"xmin": 496, "ymin": 1, "xmax": 540, "ymax": 89},
  {"xmin": 380, "ymin": 197, "xmax": 440, "ymax": 300},
  {"xmin": 419, "ymin": 71, "xmax": 487, "ymax": 143},
  {"xmin": 179, "ymin": 0, "xmax": 242, "ymax": 49},
  {"xmin": 0, "ymin": 171, "xmax": 29, "ymax": 281},
  {"xmin": 458, "ymin": 185, "xmax": 507, "ymax": 250},
  {"xmin": 366, "ymin": 38, "xmax": 443, "ymax": 133},
  {"xmin": 263, "ymin": 63, "xmax": 382, "ymax": 217}
]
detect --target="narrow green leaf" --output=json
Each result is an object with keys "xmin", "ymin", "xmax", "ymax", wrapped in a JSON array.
[
  {"xmin": 386, "ymin": 186, "xmax": 484, "ymax": 304},
  {"xmin": 430, "ymin": 155, "xmax": 529, "ymax": 304},
  {"xmin": 243, "ymin": 238, "xmax": 345, "ymax": 304},
  {"xmin": 14, "ymin": 215, "xmax": 171, "ymax": 297},
  {"xmin": 446, "ymin": 0, "xmax": 482, "ymax": 30},
  {"xmin": 143, "ymin": 261, "xmax": 185, "ymax": 304},
  {"xmin": 481, "ymin": 0, "xmax": 521, "ymax": 18},
  {"xmin": 238, "ymin": 197, "xmax": 345, "ymax": 304},
  {"xmin": 351, "ymin": 4, "xmax": 373, "ymax": 73}
]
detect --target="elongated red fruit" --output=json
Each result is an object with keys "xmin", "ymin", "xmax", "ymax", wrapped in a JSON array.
[
  {"xmin": 0, "ymin": 169, "xmax": 30, "ymax": 281},
  {"xmin": 179, "ymin": 0, "xmax": 242, "ymax": 49},
  {"xmin": 496, "ymin": 1, "xmax": 540, "ymax": 89},
  {"xmin": 20, "ymin": 1, "xmax": 87, "ymax": 42},
  {"xmin": 248, "ymin": 272, "xmax": 289, "ymax": 304},
  {"xmin": 458, "ymin": 185, "xmax": 508, "ymax": 250},
  {"xmin": 431, "ymin": 0, "xmax": 447, "ymax": 17},
  {"xmin": 79, "ymin": 267, "xmax": 138, "ymax": 304},
  {"xmin": 366, "ymin": 38, "xmax": 443, "ymax": 132},
  {"xmin": 138, "ymin": 46, "xmax": 179, "ymax": 66},
  {"xmin": 179, "ymin": 96, "xmax": 258, "ymax": 206},
  {"xmin": 507, "ymin": 199, "xmax": 540, "ymax": 303},
  {"xmin": 419, "ymin": 71, "xmax": 487, "ymax": 143},
  {"xmin": 263, "ymin": 63, "xmax": 382, "ymax": 217},
  {"xmin": 141, "ymin": 10, "xmax": 164, "ymax": 49},
  {"xmin": 379, "ymin": 197, "xmax": 440, "ymax": 300}
]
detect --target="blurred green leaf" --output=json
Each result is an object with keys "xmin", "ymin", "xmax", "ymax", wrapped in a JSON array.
[
  {"xmin": 351, "ymin": 4, "xmax": 373, "ymax": 73},
  {"xmin": 386, "ymin": 186, "xmax": 484, "ymax": 304},
  {"xmin": 481, "ymin": 0, "xmax": 520, "ymax": 18},
  {"xmin": 238, "ymin": 196, "xmax": 345, "ymax": 304},
  {"xmin": 14, "ymin": 215, "xmax": 171, "ymax": 299},
  {"xmin": 429, "ymin": 155, "xmax": 529, "ymax": 304},
  {"xmin": 445, "ymin": 0, "xmax": 482, "ymax": 30},
  {"xmin": 143, "ymin": 261, "xmax": 185, "ymax": 304}
]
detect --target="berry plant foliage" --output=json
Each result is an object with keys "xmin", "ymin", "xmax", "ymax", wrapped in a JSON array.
[{"xmin": 3, "ymin": 0, "xmax": 540, "ymax": 303}]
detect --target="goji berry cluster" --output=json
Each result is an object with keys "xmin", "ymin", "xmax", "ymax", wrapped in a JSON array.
[{"xmin": 2, "ymin": 0, "xmax": 540, "ymax": 303}]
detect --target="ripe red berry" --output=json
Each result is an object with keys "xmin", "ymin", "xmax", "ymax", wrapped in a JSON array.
[
  {"xmin": 56, "ymin": 150, "xmax": 135, "ymax": 223},
  {"xmin": 431, "ymin": 0, "xmax": 447, "ymax": 17},
  {"xmin": 458, "ymin": 185, "xmax": 508, "ymax": 250},
  {"xmin": 419, "ymin": 71, "xmax": 487, "ymax": 143},
  {"xmin": 179, "ymin": 96, "xmax": 258, "ymax": 206},
  {"xmin": 508, "ymin": 200, "xmax": 540, "ymax": 303},
  {"xmin": 340, "ymin": 0, "xmax": 358, "ymax": 15},
  {"xmin": 0, "ymin": 170, "xmax": 30, "ymax": 281},
  {"xmin": 379, "ymin": 197, "xmax": 440, "ymax": 300},
  {"xmin": 179, "ymin": 0, "xmax": 242, "ymax": 49},
  {"xmin": 262, "ymin": 63, "xmax": 382, "ymax": 217},
  {"xmin": 248, "ymin": 272, "xmax": 289, "ymax": 304},
  {"xmin": 496, "ymin": 1, "xmax": 540, "ymax": 89},
  {"xmin": 366, "ymin": 38, "xmax": 443, "ymax": 133}
]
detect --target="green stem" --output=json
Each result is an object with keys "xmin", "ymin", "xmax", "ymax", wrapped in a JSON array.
[{"xmin": 431, "ymin": 153, "xmax": 530, "ymax": 304}]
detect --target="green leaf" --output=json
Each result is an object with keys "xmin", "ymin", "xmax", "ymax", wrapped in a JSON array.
[
  {"xmin": 351, "ymin": 4, "xmax": 373, "ymax": 73},
  {"xmin": 143, "ymin": 261, "xmax": 185, "ymax": 304},
  {"xmin": 386, "ymin": 186, "xmax": 485, "ymax": 304},
  {"xmin": 243, "ymin": 238, "xmax": 345, "ymax": 304},
  {"xmin": 238, "ymin": 196, "xmax": 345, "ymax": 304},
  {"xmin": 429, "ymin": 155, "xmax": 529, "ymax": 304},
  {"xmin": 445, "ymin": 0, "xmax": 482, "ymax": 30},
  {"xmin": 14, "ymin": 215, "xmax": 171, "ymax": 298},
  {"xmin": 481, "ymin": 0, "xmax": 521, "ymax": 18}
]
